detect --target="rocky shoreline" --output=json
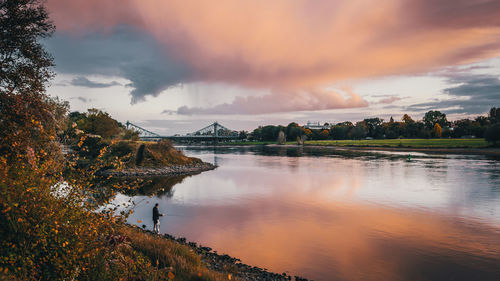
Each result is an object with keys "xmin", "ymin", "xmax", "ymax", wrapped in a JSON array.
[
  {"xmin": 100, "ymin": 162, "xmax": 217, "ymax": 177},
  {"xmin": 132, "ymin": 226, "xmax": 311, "ymax": 281}
]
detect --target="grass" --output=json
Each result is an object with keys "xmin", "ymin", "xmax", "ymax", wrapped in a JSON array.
[
  {"xmin": 108, "ymin": 140, "xmax": 203, "ymax": 168},
  {"xmin": 117, "ymin": 225, "xmax": 227, "ymax": 281},
  {"xmin": 218, "ymin": 141, "xmax": 299, "ymax": 145},
  {"xmin": 218, "ymin": 141, "xmax": 277, "ymax": 145},
  {"xmin": 304, "ymin": 138, "xmax": 491, "ymax": 148}
]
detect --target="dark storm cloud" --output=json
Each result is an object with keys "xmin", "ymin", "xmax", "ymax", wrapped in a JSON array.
[
  {"xmin": 70, "ymin": 76, "xmax": 120, "ymax": 88},
  {"xmin": 44, "ymin": 25, "xmax": 192, "ymax": 103},
  {"xmin": 408, "ymin": 74, "xmax": 500, "ymax": 114}
]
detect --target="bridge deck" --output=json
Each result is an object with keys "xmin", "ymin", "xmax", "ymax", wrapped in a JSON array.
[{"xmin": 128, "ymin": 121, "xmax": 239, "ymax": 142}]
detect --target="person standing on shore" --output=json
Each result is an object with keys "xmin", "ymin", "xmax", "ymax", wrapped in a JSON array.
[{"xmin": 152, "ymin": 203, "xmax": 164, "ymax": 234}]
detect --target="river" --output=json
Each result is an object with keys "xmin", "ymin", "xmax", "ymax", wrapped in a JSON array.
[{"xmin": 116, "ymin": 146, "xmax": 500, "ymax": 281}]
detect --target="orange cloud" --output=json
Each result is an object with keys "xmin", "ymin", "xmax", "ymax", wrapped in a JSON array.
[
  {"xmin": 47, "ymin": 0, "xmax": 500, "ymax": 112},
  {"xmin": 177, "ymin": 87, "xmax": 368, "ymax": 115}
]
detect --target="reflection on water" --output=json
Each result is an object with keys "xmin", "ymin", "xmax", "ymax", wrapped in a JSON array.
[
  {"xmin": 117, "ymin": 146, "xmax": 500, "ymax": 281},
  {"xmin": 113, "ymin": 175, "xmax": 189, "ymax": 197}
]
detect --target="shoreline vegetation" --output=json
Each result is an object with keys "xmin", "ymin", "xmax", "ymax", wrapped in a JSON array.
[
  {"xmin": 124, "ymin": 225, "xmax": 307, "ymax": 281},
  {"xmin": 99, "ymin": 140, "xmax": 217, "ymax": 177},
  {"xmin": 241, "ymin": 109, "xmax": 500, "ymax": 146},
  {"xmin": 210, "ymin": 139, "xmax": 500, "ymax": 156}
]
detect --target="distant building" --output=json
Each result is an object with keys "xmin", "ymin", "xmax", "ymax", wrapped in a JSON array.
[{"xmin": 303, "ymin": 121, "xmax": 330, "ymax": 130}]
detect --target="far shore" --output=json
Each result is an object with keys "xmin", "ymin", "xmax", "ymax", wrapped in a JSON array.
[
  {"xmin": 182, "ymin": 140, "xmax": 500, "ymax": 156},
  {"xmin": 296, "ymin": 144, "xmax": 500, "ymax": 156}
]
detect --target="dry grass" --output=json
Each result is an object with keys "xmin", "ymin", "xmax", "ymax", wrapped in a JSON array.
[
  {"xmin": 117, "ymin": 225, "xmax": 231, "ymax": 281},
  {"xmin": 108, "ymin": 140, "xmax": 202, "ymax": 168},
  {"xmin": 141, "ymin": 141, "xmax": 202, "ymax": 167}
]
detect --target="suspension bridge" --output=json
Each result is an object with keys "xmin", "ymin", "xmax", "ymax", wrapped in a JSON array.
[{"xmin": 126, "ymin": 121, "xmax": 240, "ymax": 142}]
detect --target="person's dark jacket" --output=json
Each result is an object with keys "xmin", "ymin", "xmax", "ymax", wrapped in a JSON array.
[{"xmin": 153, "ymin": 206, "xmax": 163, "ymax": 221}]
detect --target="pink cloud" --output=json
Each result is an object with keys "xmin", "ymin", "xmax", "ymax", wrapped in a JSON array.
[
  {"xmin": 375, "ymin": 96, "xmax": 403, "ymax": 104},
  {"xmin": 176, "ymin": 88, "xmax": 368, "ymax": 115},
  {"xmin": 47, "ymin": 0, "xmax": 500, "ymax": 113}
]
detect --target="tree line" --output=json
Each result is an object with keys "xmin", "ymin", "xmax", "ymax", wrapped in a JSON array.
[{"xmin": 246, "ymin": 109, "xmax": 500, "ymax": 144}]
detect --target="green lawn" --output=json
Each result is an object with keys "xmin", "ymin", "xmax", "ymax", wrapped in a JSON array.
[
  {"xmin": 305, "ymin": 138, "xmax": 490, "ymax": 148},
  {"xmin": 220, "ymin": 141, "xmax": 296, "ymax": 145}
]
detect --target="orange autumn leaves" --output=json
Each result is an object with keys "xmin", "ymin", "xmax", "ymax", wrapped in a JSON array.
[{"xmin": 0, "ymin": 91, "xmax": 233, "ymax": 280}]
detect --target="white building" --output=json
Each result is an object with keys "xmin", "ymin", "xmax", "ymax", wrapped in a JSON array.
[{"xmin": 303, "ymin": 121, "xmax": 330, "ymax": 130}]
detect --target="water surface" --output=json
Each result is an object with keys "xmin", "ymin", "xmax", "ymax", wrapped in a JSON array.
[{"xmin": 118, "ymin": 146, "xmax": 500, "ymax": 281}]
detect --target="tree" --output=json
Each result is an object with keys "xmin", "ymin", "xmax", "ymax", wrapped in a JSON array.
[
  {"xmin": 489, "ymin": 107, "xmax": 500, "ymax": 124},
  {"xmin": 452, "ymin": 119, "xmax": 472, "ymax": 138},
  {"xmin": 261, "ymin": 125, "xmax": 282, "ymax": 141},
  {"xmin": 251, "ymin": 126, "xmax": 263, "ymax": 140},
  {"xmin": 303, "ymin": 128, "xmax": 312, "ymax": 138},
  {"xmin": 433, "ymin": 123, "xmax": 442, "ymax": 138},
  {"xmin": 402, "ymin": 114, "xmax": 414, "ymax": 124},
  {"xmin": 319, "ymin": 129, "xmax": 330, "ymax": 140},
  {"xmin": 485, "ymin": 123, "xmax": 500, "ymax": 145},
  {"xmin": 0, "ymin": 0, "xmax": 63, "ymax": 169},
  {"xmin": 475, "ymin": 116, "xmax": 490, "ymax": 126},
  {"xmin": 471, "ymin": 121, "xmax": 487, "ymax": 138},
  {"xmin": 442, "ymin": 126, "xmax": 452, "ymax": 138},
  {"xmin": 77, "ymin": 109, "xmax": 122, "ymax": 139},
  {"xmin": 363, "ymin": 118, "xmax": 384, "ymax": 138},
  {"xmin": 384, "ymin": 121, "xmax": 404, "ymax": 139},
  {"xmin": 1, "ymin": 1, "xmax": 204, "ymax": 279},
  {"xmin": 423, "ymin": 110, "xmax": 447, "ymax": 129},
  {"xmin": 285, "ymin": 122, "xmax": 303, "ymax": 141},
  {"xmin": 351, "ymin": 122, "xmax": 367, "ymax": 139},
  {"xmin": 330, "ymin": 121, "xmax": 353, "ymax": 140},
  {"xmin": 0, "ymin": 2, "xmax": 111, "ymax": 278},
  {"xmin": 401, "ymin": 114, "xmax": 420, "ymax": 138},
  {"xmin": 0, "ymin": 0, "xmax": 55, "ymax": 95},
  {"xmin": 238, "ymin": 130, "xmax": 248, "ymax": 140}
]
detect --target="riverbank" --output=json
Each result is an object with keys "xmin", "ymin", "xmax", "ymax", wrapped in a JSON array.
[
  {"xmin": 100, "ymin": 162, "xmax": 216, "ymax": 177},
  {"xmin": 311, "ymin": 145, "xmax": 500, "ymax": 156},
  {"xmin": 300, "ymin": 138, "xmax": 499, "ymax": 156},
  {"xmin": 263, "ymin": 144, "xmax": 500, "ymax": 156},
  {"xmin": 126, "ymin": 225, "xmax": 308, "ymax": 281},
  {"xmin": 207, "ymin": 139, "xmax": 500, "ymax": 156},
  {"xmin": 305, "ymin": 138, "xmax": 490, "ymax": 148}
]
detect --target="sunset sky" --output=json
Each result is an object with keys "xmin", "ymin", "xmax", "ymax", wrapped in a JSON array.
[{"xmin": 44, "ymin": 0, "xmax": 500, "ymax": 134}]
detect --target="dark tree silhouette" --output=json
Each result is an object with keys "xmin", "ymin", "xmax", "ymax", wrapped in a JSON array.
[
  {"xmin": 423, "ymin": 110, "xmax": 448, "ymax": 129},
  {"xmin": 485, "ymin": 123, "xmax": 500, "ymax": 145},
  {"xmin": 489, "ymin": 107, "xmax": 500, "ymax": 124}
]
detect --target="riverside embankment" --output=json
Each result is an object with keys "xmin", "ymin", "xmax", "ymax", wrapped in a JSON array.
[
  {"xmin": 100, "ymin": 162, "xmax": 216, "ymax": 177},
  {"xmin": 129, "ymin": 226, "xmax": 309, "ymax": 281}
]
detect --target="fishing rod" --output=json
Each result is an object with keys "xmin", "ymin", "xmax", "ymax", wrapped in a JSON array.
[{"xmin": 162, "ymin": 214, "xmax": 185, "ymax": 217}]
